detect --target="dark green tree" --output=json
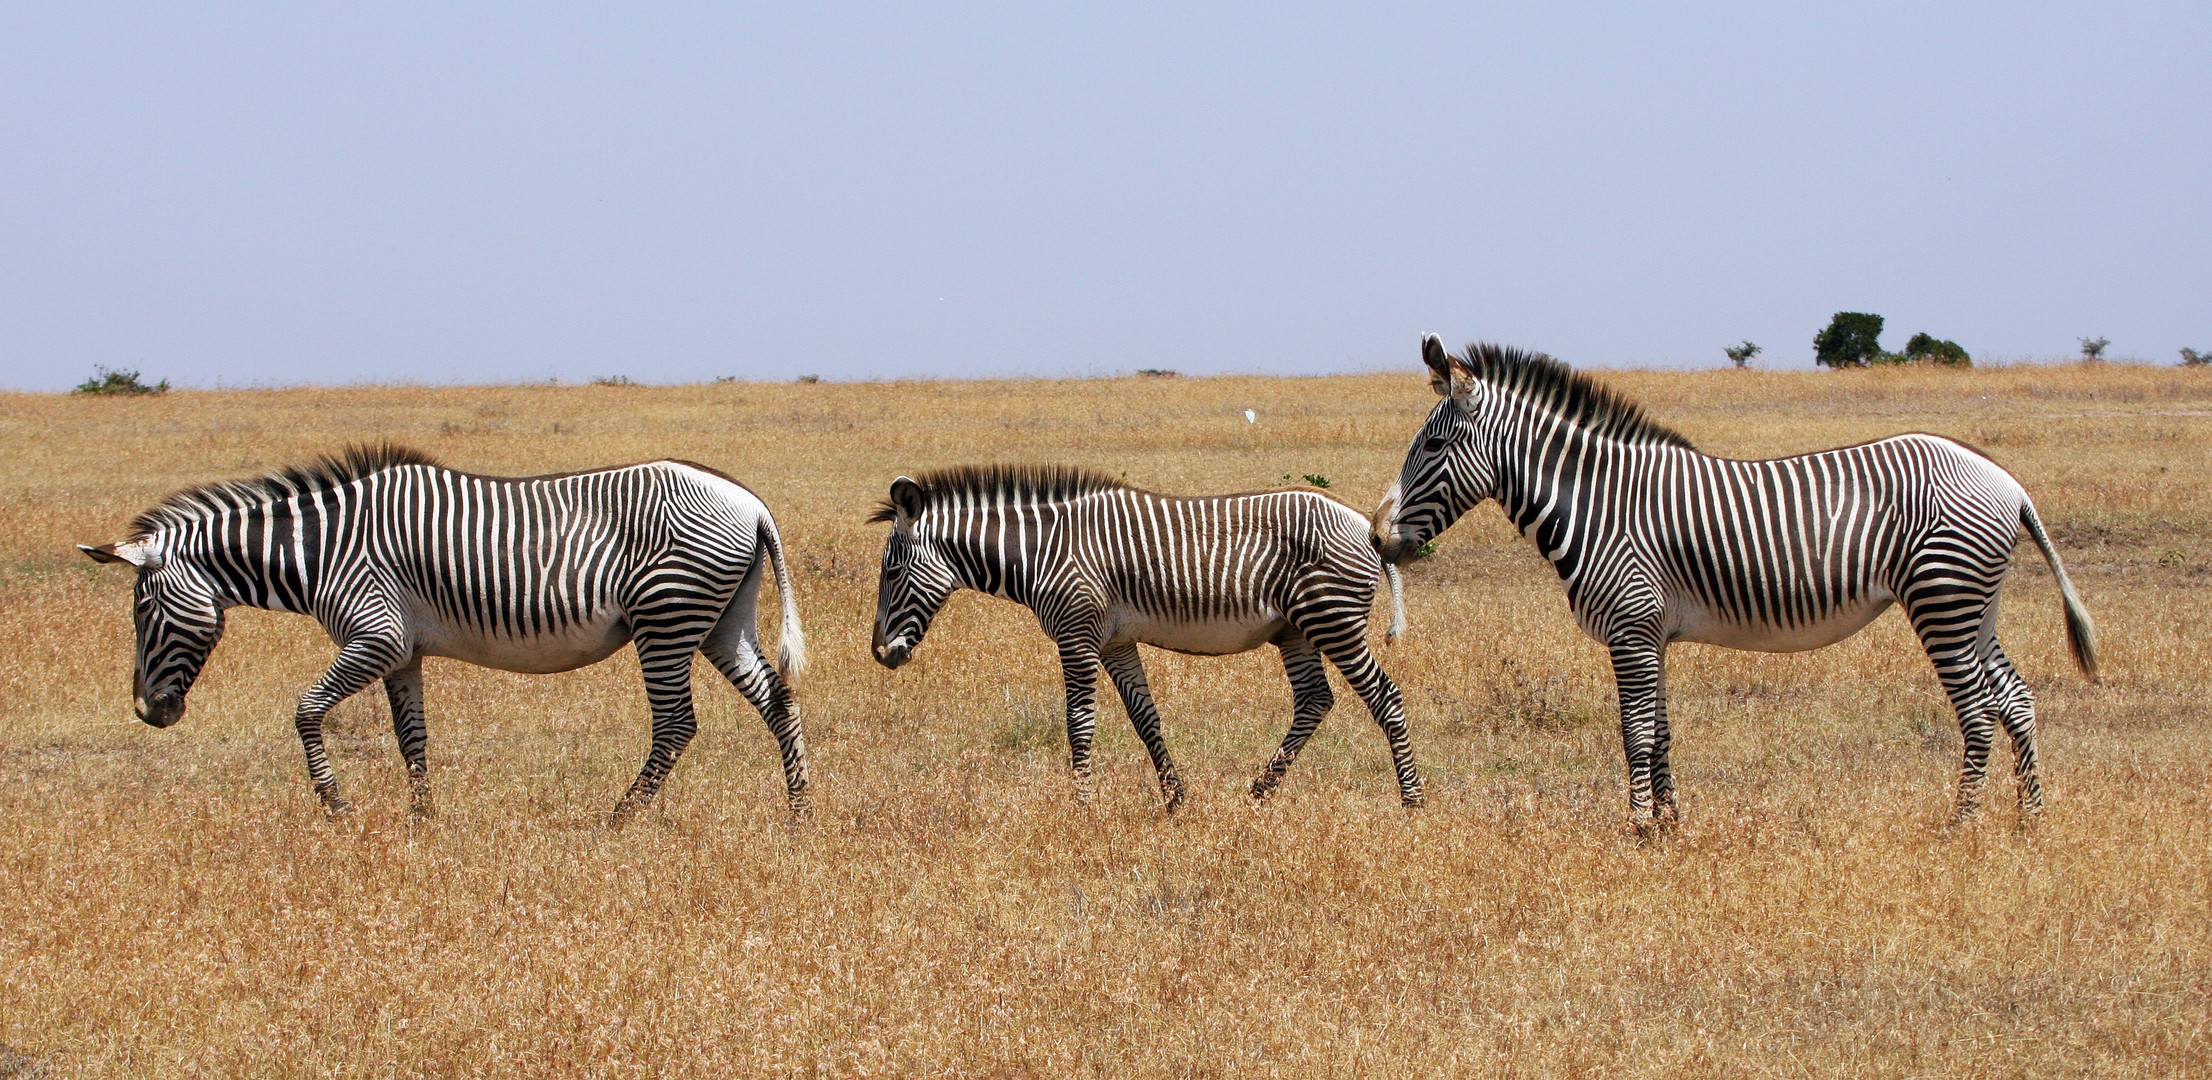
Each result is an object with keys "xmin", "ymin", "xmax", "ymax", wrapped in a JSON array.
[
  {"xmin": 71, "ymin": 366, "xmax": 169, "ymax": 396},
  {"xmin": 1814, "ymin": 312, "xmax": 1886, "ymax": 369},
  {"xmin": 1903, "ymin": 333, "xmax": 1971, "ymax": 367}
]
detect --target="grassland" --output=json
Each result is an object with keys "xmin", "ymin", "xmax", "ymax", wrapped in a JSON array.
[{"xmin": 2, "ymin": 361, "xmax": 2207, "ymax": 1077}]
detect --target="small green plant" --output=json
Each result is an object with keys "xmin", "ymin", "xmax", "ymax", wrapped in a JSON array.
[
  {"xmin": 1281, "ymin": 473, "xmax": 1331, "ymax": 489},
  {"xmin": 71, "ymin": 366, "xmax": 168, "ymax": 396},
  {"xmin": 1417, "ymin": 540, "xmax": 1437, "ymax": 558},
  {"xmin": 2180, "ymin": 348, "xmax": 2207, "ymax": 367},
  {"xmin": 1903, "ymin": 333, "xmax": 1971, "ymax": 367},
  {"xmin": 1723, "ymin": 341, "xmax": 1761, "ymax": 369},
  {"xmin": 2079, "ymin": 337, "xmax": 2109, "ymax": 361},
  {"xmin": 1814, "ymin": 313, "xmax": 1887, "ymax": 369}
]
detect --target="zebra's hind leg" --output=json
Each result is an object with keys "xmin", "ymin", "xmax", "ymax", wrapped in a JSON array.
[
  {"xmin": 1301, "ymin": 618, "xmax": 1422, "ymax": 807},
  {"xmin": 1101, "ymin": 643, "xmax": 1184, "ymax": 810},
  {"xmin": 295, "ymin": 635, "xmax": 411, "ymax": 816},
  {"xmin": 702, "ymin": 631, "xmax": 811, "ymax": 816},
  {"xmin": 1904, "ymin": 566, "xmax": 2005, "ymax": 825},
  {"xmin": 381, "ymin": 658, "xmax": 433, "ymax": 817},
  {"xmin": 1250, "ymin": 631, "xmax": 1333, "ymax": 803},
  {"xmin": 611, "ymin": 637, "xmax": 705, "ymax": 827},
  {"xmin": 1986, "ymin": 641, "xmax": 2043, "ymax": 816}
]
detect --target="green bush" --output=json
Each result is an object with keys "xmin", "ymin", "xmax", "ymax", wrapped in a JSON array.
[
  {"xmin": 71, "ymin": 366, "xmax": 169, "ymax": 396},
  {"xmin": 1723, "ymin": 341, "xmax": 1761, "ymax": 368},
  {"xmin": 1814, "ymin": 313, "xmax": 1886, "ymax": 369},
  {"xmin": 2180, "ymin": 348, "xmax": 2206, "ymax": 367},
  {"xmin": 1903, "ymin": 333, "xmax": 1971, "ymax": 367}
]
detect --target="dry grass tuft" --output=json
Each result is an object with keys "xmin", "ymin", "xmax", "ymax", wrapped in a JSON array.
[{"xmin": 3, "ymin": 363, "xmax": 2208, "ymax": 1075}]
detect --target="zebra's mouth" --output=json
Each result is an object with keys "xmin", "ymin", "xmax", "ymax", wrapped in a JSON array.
[{"xmin": 873, "ymin": 639, "xmax": 913, "ymax": 670}]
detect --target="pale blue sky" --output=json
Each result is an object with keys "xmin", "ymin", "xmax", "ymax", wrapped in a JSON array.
[{"xmin": 2, "ymin": 3, "xmax": 2205, "ymax": 390}]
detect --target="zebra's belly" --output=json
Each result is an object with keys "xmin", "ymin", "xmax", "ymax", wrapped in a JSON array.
[
  {"xmin": 1112, "ymin": 609, "xmax": 1286, "ymax": 657},
  {"xmin": 416, "ymin": 611, "xmax": 634, "ymax": 674},
  {"xmin": 1668, "ymin": 590, "xmax": 1896, "ymax": 653}
]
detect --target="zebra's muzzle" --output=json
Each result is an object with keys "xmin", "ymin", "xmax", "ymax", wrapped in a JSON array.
[
  {"xmin": 873, "ymin": 639, "xmax": 913, "ymax": 670},
  {"xmin": 136, "ymin": 693, "xmax": 185, "ymax": 728}
]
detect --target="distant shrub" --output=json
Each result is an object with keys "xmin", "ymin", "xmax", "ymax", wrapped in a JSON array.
[
  {"xmin": 1136, "ymin": 369, "xmax": 1180, "ymax": 378},
  {"xmin": 2079, "ymin": 337, "xmax": 2109, "ymax": 362},
  {"xmin": 1723, "ymin": 341, "xmax": 1761, "ymax": 369},
  {"xmin": 2180, "ymin": 348, "xmax": 2207, "ymax": 367},
  {"xmin": 71, "ymin": 366, "xmax": 169, "ymax": 396},
  {"xmin": 1903, "ymin": 333, "xmax": 1971, "ymax": 367},
  {"xmin": 1814, "ymin": 313, "xmax": 1887, "ymax": 369},
  {"xmin": 590, "ymin": 375, "xmax": 637, "ymax": 387},
  {"xmin": 796, "ymin": 374, "xmax": 822, "ymax": 384}
]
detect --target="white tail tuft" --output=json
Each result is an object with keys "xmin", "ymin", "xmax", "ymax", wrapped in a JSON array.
[
  {"xmin": 1383, "ymin": 561, "xmax": 1406, "ymax": 645},
  {"xmin": 760, "ymin": 516, "xmax": 807, "ymax": 680}
]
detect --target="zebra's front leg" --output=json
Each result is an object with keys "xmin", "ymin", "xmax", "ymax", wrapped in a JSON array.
[
  {"xmin": 295, "ymin": 636, "xmax": 411, "ymax": 815},
  {"xmin": 381, "ymin": 658, "xmax": 433, "ymax": 817},
  {"xmin": 1607, "ymin": 638, "xmax": 1669, "ymax": 833},
  {"xmin": 1101, "ymin": 642, "xmax": 1184, "ymax": 810},
  {"xmin": 704, "ymin": 634, "xmax": 811, "ymax": 816},
  {"xmin": 1055, "ymin": 638, "xmax": 1105, "ymax": 803},
  {"xmin": 1251, "ymin": 631, "xmax": 1333, "ymax": 802},
  {"xmin": 611, "ymin": 639, "xmax": 704, "ymax": 827}
]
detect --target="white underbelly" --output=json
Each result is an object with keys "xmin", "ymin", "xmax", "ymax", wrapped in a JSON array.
[
  {"xmin": 1670, "ymin": 591, "xmax": 1896, "ymax": 653},
  {"xmin": 1111, "ymin": 608, "xmax": 1286, "ymax": 656},
  {"xmin": 415, "ymin": 609, "xmax": 634, "ymax": 674}
]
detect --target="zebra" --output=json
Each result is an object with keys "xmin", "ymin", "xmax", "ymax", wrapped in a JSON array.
[
  {"xmin": 869, "ymin": 466, "xmax": 1422, "ymax": 807},
  {"xmin": 76, "ymin": 444, "xmax": 810, "ymax": 822},
  {"xmin": 1374, "ymin": 337, "xmax": 2097, "ymax": 828}
]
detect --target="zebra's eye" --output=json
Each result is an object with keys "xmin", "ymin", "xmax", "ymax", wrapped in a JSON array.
[{"xmin": 1422, "ymin": 436, "xmax": 1448, "ymax": 453}]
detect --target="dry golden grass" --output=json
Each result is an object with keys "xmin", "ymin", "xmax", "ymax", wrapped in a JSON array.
[{"xmin": 2, "ymin": 363, "xmax": 2208, "ymax": 1077}]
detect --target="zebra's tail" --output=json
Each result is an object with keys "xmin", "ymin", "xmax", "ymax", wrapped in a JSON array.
[
  {"xmin": 759, "ymin": 514, "xmax": 808, "ymax": 681},
  {"xmin": 2020, "ymin": 500, "xmax": 2097, "ymax": 682},
  {"xmin": 1383, "ymin": 561, "xmax": 1407, "ymax": 646}
]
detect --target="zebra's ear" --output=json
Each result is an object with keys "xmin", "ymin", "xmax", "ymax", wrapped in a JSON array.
[
  {"xmin": 1422, "ymin": 335, "xmax": 1453, "ymax": 396},
  {"xmin": 80, "ymin": 541, "xmax": 158, "ymax": 569},
  {"xmin": 888, "ymin": 476, "xmax": 925, "ymax": 523}
]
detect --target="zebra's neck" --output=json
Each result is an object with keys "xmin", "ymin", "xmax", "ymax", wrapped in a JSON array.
[
  {"xmin": 1487, "ymin": 400, "xmax": 1663, "ymax": 580},
  {"xmin": 925, "ymin": 496, "xmax": 1068, "ymax": 604},
  {"xmin": 175, "ymin": 498, "xmax": 325, "ymax": 614}
]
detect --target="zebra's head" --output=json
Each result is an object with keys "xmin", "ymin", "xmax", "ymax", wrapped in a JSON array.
[
  {"xmin": 78, "ymin": 536, "xmax": 227, "ymax": 728},
  {"xmin": 1375, "ymin": 334, "xmax": 1499, "ymax": 563},
  {"xmin": 869, "ymin": 476, "xmax": 958, "ymax": 670}
]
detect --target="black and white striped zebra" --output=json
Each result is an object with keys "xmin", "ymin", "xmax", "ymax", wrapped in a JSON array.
[
  {"xmin": 869, "ymin": 466, "xmax": 1420, "ymax": 807},
  {"xmin": 78, "ymin": 445, "xmax": 810, "ymax": 821},
  {"xmin": 1375, "ymin": 337, "xmax": 2097, "ymax": 828}
]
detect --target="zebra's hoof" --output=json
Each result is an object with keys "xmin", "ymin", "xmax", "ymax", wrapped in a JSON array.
[
  {"xmin": 786, "ymin": 793, "xmax": 813, "ymax": 819},
  {"xmin": 1248, "ymin": 779, "xmax": 1276, "ymax": 802},
  {"xmin": 1400, "ymin": 792, "xmax": 1426, "ymax": 809},
  {"xmin": 319, "ymin": 795, "xmax": 355, "ymax": 818}
]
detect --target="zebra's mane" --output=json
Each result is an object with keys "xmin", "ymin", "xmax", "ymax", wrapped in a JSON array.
[
  {"xmin": 129, "ymin": 443, "xmax": 442, "ymax": 537},
  {"xmin": 868, "ymin": 464, "xmax": 1131, "ymax": 522},
  {"xmin": 1457, "ymin": 342, "xmax": 1696, "ymax": 450}
]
